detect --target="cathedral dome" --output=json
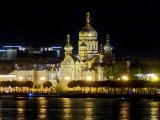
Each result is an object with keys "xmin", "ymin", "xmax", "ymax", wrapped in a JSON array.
[
  {"xmin": 79, "ymin": 12, "xmax": 98, "ymax": 37},
  {"xmin": 104, "ymin": 34, "xmax": 113, "ymax": 52},
  {"xmin": 64, "ymin": 44, "xmax": 73, "ymax": 51},
  {"xmin": 64, "ymin": 34, "xmax": 73, "ymax": 51}
]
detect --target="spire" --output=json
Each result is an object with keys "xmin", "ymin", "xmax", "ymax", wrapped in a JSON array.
[
  {"xmin": 66, "ymin": 34, "xmax": 70, "ymax": 44},
  {"xmin": 85, "ymin": 12, "xmax": 91, "ymax": 24},
  {"xmin": 104, "ymin": 34, "xmax": 113, "ymax": 52},
  {"xmin": 99, "ymin": 44, "xmax": 103, "ymax": 54},
  {"xmin": 64, "ymin": 34, "xmax": 73, "ymax": 54},
  {"xmin": 99, "ymin": 44, "xmax": 104, "ymax": 63},
  {"xmin": 106, "ymin": 34, "xmax": 110, "ymax": 45}
]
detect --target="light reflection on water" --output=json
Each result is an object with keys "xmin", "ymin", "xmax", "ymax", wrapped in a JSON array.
[
  {"xmin": 85, "ymin": 100, "xmax": 94, "ymax": 120},
  {"xmin": 150, "ymin": 102, "xmax": 160, "ymax": 120},
  {"xmin": 16, "ymin": 99, "xmax": 26, "ymax": 120},
  {"xmin": 37, "ymin": 97, "xmax": 47, "ymax": 120},
  {"xmin": 119, "ymin": 101, "xmax": 130, "ymax": 120},
  {"xmin": 0, "ymin": 98, "xmax": 160, "ymax": 119},
  {"xmin": 62, "ymin": 98, "xmax": 71, "ymax": 119}
]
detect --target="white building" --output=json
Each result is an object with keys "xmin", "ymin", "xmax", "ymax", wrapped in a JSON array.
[
  {"xmin": 59, "ymin": 12, "xmax": 114, "ymax": 91},
  {"xmin": 0, "ymin": 12, "xmax": 116, "ymax": 92}
]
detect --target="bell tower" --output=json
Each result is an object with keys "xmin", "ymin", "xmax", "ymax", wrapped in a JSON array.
[{"xmin": 64, "ymin": 34, "xmax": 73, "ymax": 57}]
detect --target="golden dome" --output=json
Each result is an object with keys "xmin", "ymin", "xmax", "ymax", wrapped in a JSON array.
[
  {"xmin": 64, "ymin": 34, "xmax": 73, "ymax": 51},
  {"xmin": 79, "ymin": 12, "xmax": 98, "ymax": 37}
]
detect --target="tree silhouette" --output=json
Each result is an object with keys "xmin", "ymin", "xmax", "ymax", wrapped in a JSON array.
[
  {"xmin": 68, "ymin": 81, "xmax": 78, "ymax": 88},
  {"xmin": 25, "ymin": 81, "xmax": 34, "ymax": 91},
  {"xmin": 43, "ymin": 81, "xmax": 52, "ymax": 89}
]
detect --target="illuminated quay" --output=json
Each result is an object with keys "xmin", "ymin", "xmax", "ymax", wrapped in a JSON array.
[{"xmin": 0, "ymin": 12, "xmax": 160, "ymax": 97}]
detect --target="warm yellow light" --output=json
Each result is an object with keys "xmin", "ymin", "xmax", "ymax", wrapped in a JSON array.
[
  {"xmin": 86, "ymin": 76, "xmax": 92, "ymax": 81},
  {"xmin": 65, "ymin": 76, "xmax": 70, "ymax": 80},
  {"xmin": 109, "ymin": 76, "xmax": 113, "ymax": 79},
  {"xmin": 122, "ymin": 76, "xmax": 128, "ymax": 80},
  {"xmin": 152, "ymin": 75, "xmax": 158, "ymax": 81},
  {"xmin": 40, "ymin": 77, "xmax": 45, "ymax": 80},
  {"xmin": 19, "ymin": 77, "xmax": 23, "ymax": 80}
]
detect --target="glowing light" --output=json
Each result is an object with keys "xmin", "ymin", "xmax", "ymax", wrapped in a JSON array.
[
  {"xmin": 109, "ymin": 76, "xmax": 113, "ymax": 79},
  {"xmin": 40, "ymin": 77, "xmax": 45, "ymax": 80},
  {"xmin": 152, "ymin": 75, "xmax": 158, "ymax": 81},
  {"xmin": 19, "ymin": 77, "xmax": 23, "ymax": 80},
  {"xmin": 122, "ymin": 76, "xmax": 128, "ymax": 80},
  {"xmin": 86, "ymin": 76, "xmax": 92, "ymax": 81},
  {"xmin": 0, "ymin": 75, "xmax": 16, "ymax": 77},
  {"xmin": 28, "ymin": 92, "xmax": 33, "ymax": 96},
  {"xmin": 52, "ymin": 46, "xmax": 62, "ymax": 49},
  {"xmin": 65, "ymin": 77, "xmax": 70, "ymax": 80}
]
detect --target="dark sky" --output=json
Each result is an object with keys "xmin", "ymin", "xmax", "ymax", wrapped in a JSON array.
[{"xmin": 0, "ymin": 0, "xmax": 160, "ymax": 59}]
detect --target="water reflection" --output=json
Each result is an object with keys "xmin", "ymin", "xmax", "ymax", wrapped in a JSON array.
[
  {"xmin": 16, "ymin": 99, "xmax": 26, "ymax": 120},
  {"xmin": 119, "ymin": 101, "xmax": 130, "ymax": 120},
  {"xmin": 37, "ymin": 97, "xmax": 47, "ymax": 120},
  {"xmin": 150, "ymin": 102, "xmax": 159, "ymax": 120},
  {"xmin": 0, "ymin": 100, "xmax": 2, "ymax": 119},
  {"xmin": 1, "ymin": 98, "xmax": 160, "ymax": 119},
  {"xmin": 62, "ymin": 98, "xmax": 71, "ymax": 119},
  {"xmin": 85, "ymin": 99, "xmax": 94, "ymax": 120}
]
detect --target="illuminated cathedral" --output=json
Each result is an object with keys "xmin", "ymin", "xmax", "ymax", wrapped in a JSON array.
[
  {"xmin": 59, "ymin": 12, "xmax": 115, "ymax": 91},
  {"xmin": 0, "ymin": 12, "xmax": 116, "ymax": 92}
]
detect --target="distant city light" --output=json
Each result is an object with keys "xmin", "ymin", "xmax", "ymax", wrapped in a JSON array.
[
  {"xmin": 3, "ymin": 46, "xmax": 21, "ymax": 48},
  {"xmin": 52, "ymin": 47, "xmax": 62, "ymax": 49}
]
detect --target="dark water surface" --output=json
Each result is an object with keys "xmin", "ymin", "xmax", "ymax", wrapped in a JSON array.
[{"xmin": 0, "ymin": 97, "xmax": 160, "ymax": 120}]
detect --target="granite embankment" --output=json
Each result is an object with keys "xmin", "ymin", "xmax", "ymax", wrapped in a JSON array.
[{"xmin": 0, "ymin": 92, "xmax": 160, "ymax": 99}]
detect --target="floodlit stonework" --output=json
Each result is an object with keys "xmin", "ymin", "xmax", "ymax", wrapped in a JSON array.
[
  {"xmin": 59, "ymin": 12, "xmax": 114, "ymax": 91},
  {"xmin": 0, "ymin": 12, "xmax": 115, "ymax": 92}
]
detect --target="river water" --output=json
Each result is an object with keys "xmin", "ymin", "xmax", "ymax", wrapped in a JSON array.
[{"xmin": 0, "ymin": 97, "xmax": 159, "ymax": 120}]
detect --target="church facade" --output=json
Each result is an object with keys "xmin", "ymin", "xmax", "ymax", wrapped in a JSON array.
[
  {"xmin": 1, "ymin": 12, "xmax": 160, "ymax": 93},
  {"xmin": 0, "ymin": 12, "xmax": 127, "ymax": 92},
  {"xmin": 59, "ymin": 12, "xmax": 115, "ymax": 91}
]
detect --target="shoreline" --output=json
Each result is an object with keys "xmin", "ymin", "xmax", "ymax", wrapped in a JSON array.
[{"xmin": 0, "ymin": 92, "xmax": 160, "ymax": 99}]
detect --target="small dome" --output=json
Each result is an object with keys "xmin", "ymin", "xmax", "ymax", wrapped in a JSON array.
[
  {"xmin": 64, "ymin": 44, "xmax": 73, "ymax": 51},
  {"xmin": 104, "ymin": 34, "xmax": 113, "ymax": 52},
  {"xmin": 64, "ymin": 34, "xmax": 73, "ymax": 51},
  {"xmin": 79, "ymin": 12, "xmax": 98, "ymax": 37}
]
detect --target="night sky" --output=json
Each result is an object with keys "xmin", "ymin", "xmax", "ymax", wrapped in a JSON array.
[{"xmin": 0, "ymin": 0, "xmax": 160, "ymax": 59}]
